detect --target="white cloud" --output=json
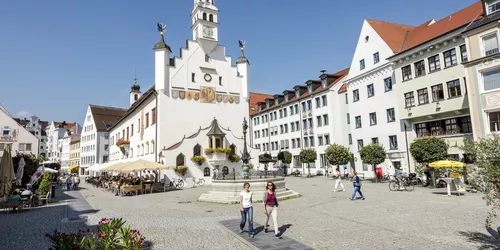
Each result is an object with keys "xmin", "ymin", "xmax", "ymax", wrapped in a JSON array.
[{"xmin": 16, "ymin": 110, "xmax": 32, "ymax": 118}]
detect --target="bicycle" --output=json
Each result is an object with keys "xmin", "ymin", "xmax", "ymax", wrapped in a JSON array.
[
  {"xmin": 169, "ymin": 178, "xmax": 185, "ymax": 189},
  {"xmin": 389, "ymin": 177, "xmax": 415, "ymax": 192},
  {"xmin": 192, "ymin": 177, "xmax": 205, "ymax": 187}
]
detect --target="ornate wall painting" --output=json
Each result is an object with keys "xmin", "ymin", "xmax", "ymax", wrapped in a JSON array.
[
  {"xmin": 172, "ymin": 90, "xmax": 179, "ymax": 99},
  {"xmin": 179, "ymin": 91, "xmax": 186, "ymax": 100},
  {"xmin": 234, "ymin": 96, "xmax": 240, "ymax": 104},
  {"xmin": 200, "ymin": 86, "xmax": 216, "ymax": 103},
  {"xmin": 216, "ymin": 94, "xmax": 223, "ymax": 103},
  {"xmin": 222, "ymin": 95, "xmax": 228, "ymax": 103},
  {"xmin": 193, "ymin": 92, "xmax": 200, "ymax": 101},
  {"xmin": 187, "ymin": 91, "xmax": 193, "ymax": 101},
  {"xmin": 228, "ymin": 96, "xmax": 234, "ymax": 104}
]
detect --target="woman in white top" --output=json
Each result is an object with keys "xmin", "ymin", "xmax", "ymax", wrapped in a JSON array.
[
  {"xmin": 333, "ymin": 170, "xmax": 345, "ymax": 192},
  {"xmin": 239, "ymin": 182, "xmax": 255, "ymax": 238}
]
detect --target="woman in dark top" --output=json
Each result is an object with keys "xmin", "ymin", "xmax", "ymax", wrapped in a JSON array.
[{"xmin": 263, "ymin": 181, "xmax": 281, "ymax": 237}]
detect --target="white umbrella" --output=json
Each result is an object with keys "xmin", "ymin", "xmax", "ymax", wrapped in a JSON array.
[
  {"xmin": 15, "ymin": 157, "xmax": 25, "ymax": 186},
  {"xmin": 37, "ymin": 166, "xmax": 58, "ymax": 173}
]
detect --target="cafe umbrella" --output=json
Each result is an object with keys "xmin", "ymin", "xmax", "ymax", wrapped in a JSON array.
[
  {"xmin": 15, "ymin": 157, "xmax": 25, "ymax": 186},
  {"xmin": 0, "ymin": 144, "xmax": 15, "ymax": 197}
]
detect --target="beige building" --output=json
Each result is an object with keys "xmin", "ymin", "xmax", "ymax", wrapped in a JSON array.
[
  {"xmin": 463, "ymin": 0, "xmax": 500, "ymax": 140},
  {"xmin": 69, "ymin": 134, "xmax": 81, "ymax": 168},
  {"xmin": 388, "ymin": 2, "xmax": 482, "ymax": 166}
]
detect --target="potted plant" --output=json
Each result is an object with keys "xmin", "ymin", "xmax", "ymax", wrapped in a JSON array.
[
  {"xmin": 215, "ymin": 147, "xmax": 232, "ymax": 154},
  {"xmin": 204, "ymin": 148, "xmax": 215, "ymax": 155},
  {"xmin": 174, "ymin": 166, "xmax": 189, "ymax": 176},
  {"xmin": 190, "ymin": 155, "xmax": 206, "ymax": 166},
  {"xmin": 228, "ymin": 154, "xmax": 240, "ymax": 163}
]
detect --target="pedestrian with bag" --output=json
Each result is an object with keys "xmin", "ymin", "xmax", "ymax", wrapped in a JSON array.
[
  {"xmin": 333, "ymin": 169, "xmax": 346, "ymax": 192},
  {"xmin": 239, "ymin": 182, "xmax": 255, "ymax": 238},
  {"xmin": 350, "ymin": 171, "xmax": 365, "ymax": 201},
  {"xmin": 263, "ymin": 181, "xmax": 282, "ymax": 238}
]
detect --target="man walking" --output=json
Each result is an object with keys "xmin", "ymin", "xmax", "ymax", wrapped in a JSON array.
[{"xmin": 350, "ymin": 171, "xmax": 365, "ymax": 201}]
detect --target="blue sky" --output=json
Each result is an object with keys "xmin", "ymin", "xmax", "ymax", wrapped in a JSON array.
[{"xmin": 0, "ymin": 0, "xmax": 478, "ymax": 124}]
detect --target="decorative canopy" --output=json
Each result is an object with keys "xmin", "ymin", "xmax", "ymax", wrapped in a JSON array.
[{"xmin": 206, "ymin": 118, "xmax": 226, "ymax": 136}]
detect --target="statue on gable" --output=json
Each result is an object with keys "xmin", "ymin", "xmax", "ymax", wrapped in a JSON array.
[{"xmin": 11, "ymin": 129, "xmax": 17, "ymax": 140}]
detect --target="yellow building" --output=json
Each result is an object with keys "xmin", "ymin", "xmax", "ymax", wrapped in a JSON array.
[{"xmin": 69, "ymin": 134, "xmax": 81, "ymax": 173}]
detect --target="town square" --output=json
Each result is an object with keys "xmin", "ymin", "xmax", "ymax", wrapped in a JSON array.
[{"xmin": 1, "ymin": 0, "xmax": 500, "ymax": 249}]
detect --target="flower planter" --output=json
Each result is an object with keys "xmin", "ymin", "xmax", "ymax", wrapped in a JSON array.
[{"xmin": 207, "ymin": 152, "xmax": 227, "ymax": 163}]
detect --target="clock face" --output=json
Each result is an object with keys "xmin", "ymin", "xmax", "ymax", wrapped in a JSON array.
[
  {"xmin": 203, "ymin": 27, "xmax": 214, "ymax": 38},
  {"xmin": 204, "ymin": 73, "xmax": 212, "ymax": 82}
]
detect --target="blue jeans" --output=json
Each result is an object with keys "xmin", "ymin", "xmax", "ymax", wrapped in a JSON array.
[
  {"xmin": 351, "ymin": 186, "xmax": 364, "ymax": 200},
  {"xmin": 240, "ymin": 206, "xmax": 254, "ymax": 235}
]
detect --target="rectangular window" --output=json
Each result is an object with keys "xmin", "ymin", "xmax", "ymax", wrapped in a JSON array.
[
  {"xmin": 355, "ymin": 116, "xmax": 362, "ymax": 128},
  {"xmin": 428, "ymin": 54, "xmax": 441, "ymax": 72},
  {"xmin": 489, "ymin": 112, "xmax": 500, "ymax": 132},
  {"xmin": 417, "ymin": 88, "xmax": 429, "ymax": 105},
  {"xmin": 294, "ymin": 104, "xmax": 298, "ymax": 114},
  {"xmin": 443, "ymin": 48, "xmax": 458, "ymax": 67},
  {"xmin": 320, "ymin": 154, "xmax": 327, "ymax": 167},
  {"xmin": 347, "ymin": 113, "xmax": 350, "ymax": 124},
  {"xmin": 373, "ymin": 52, "xmax": 380, "ymax": 64},
  {"xmin": 152, "ymin": 108, "xmax": 156, "ymax": 125},
  {"xmin": 191, "ymin": 73, "xmax": 195, "ymax": 82},
  {"xmin": 324, "ymin": 134, "xmax": 330, "ymax": 145},
  {"xmin": 404, "ymin": 92, "xmax": 415, "ymax": 107},
  {"xmin": 482, "ymin": 68, "xmax": 500, "ymax": 92},
  {"xmin": 323, "ymin": 115, "xmax": 329, "ymax": 126},
  {"xmin": 386, "ymin": 108, "xmax": 395, "ymax": 123},
  {"xmin": 444, "ymin": 118, "xmax": 458, "ymax": 135},
  {"xmin": 145, "ymin": 113, "xmax": 149, "ymax": 128},
  {"xmin": 345, "ymin": 93, "xmax": 348, "ymax": 104},
  {"xmin": 371, "ymin": 137, "xmax": 379, "ymax": 144},
  {"xmin": 316, "ymin": 116, "xmax": 322, "ymax": 127},
  {"xmin": 357, "ymin": 139, "xmax": 364, "ymax": 151},
  {"xmin": 369, "ymin": 112, "xmax": 377, "ymax": 126},
  {"xmin": 415, "ymin": 123, "xmax": 428, "ymax": 137},
  {"xmin": 431, "ymin": 84, "xmax": 445, "ymax": 101},
  {"xmin": 367, "ymin": 84, "xmax": 374, "ymax": 97},
  {"xmin": 353, "ymin": 89, "xmax": 359, "ymax": 102},
  {"xmin": 414, "ymin": 60, "xmax": 426, "ymax": 77},
  {"xmin": 360, "ymin": 59, "xmax": 365, "ymax": 70},
  {"xmin": 318, "ymin": 135, "xmax": 323, "ymax": 146},
  {"xmin": 304, "ymin": 137, "xmax": 309, "ymax": 148},
  {"xmin": 307, "ymin": 100, "xmax": 312, "ymax": 111},
  {"xmin": 322, "ymin": 95, "xmax": 327, "ymax": 106},
  {"xmin": 389, "ymin": 135, "xmax": 398, "ymax": 150},
  {"xmin": 384, "ymin": 77, "xmax": 392, "ymax": 92},
  {"xmin": 483, "ymin": 33, "xmax": 499, "ymax": 56},
  {"xmin": 487, "ymin": 0, "xmax": 500, "ymax": 14},
  {"xmin": 137, "ymin": 119, "xmax": 140, "ymax": 132},
  {"xmin": 460, "ymin": 44, "xmax": 468, "ymax": 62},
  {"xmin": 402, "ymin": 65, "xmax": 412, "ymax": 81},
  {"xmin": 348, "ymin": 134, "xmax": 352, "ymax": 145},
  {"xmin": 219, "ymin": 76, "xmax": 223, "ymax": 86},
  {"xmin": 447, "ymin": 79, "xmax": 462, "ymax": 97},
  {"xmin": 461, "ymin": 116, "xmax": 472, "ymax": 133},
  {"xmin": 283, "ymin": 108, "xmax": 287, "ymax": 117},
  {"xmin": 315, "ymin": 97, "xmax": 320, "ymax": 108}
]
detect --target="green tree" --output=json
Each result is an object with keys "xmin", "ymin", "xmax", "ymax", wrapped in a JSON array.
[
  {"xmin": 325, "ymin": 144, "xmax": 352, "ymax": 170},
  {"xmin": 409, "ymin": 137, "xmax": 448, "ymax": 164},
  {"xmin": 459, "ymin": 136, "xmax": 500, "ymax": 226},
  {"xmin": 277, "ymin": 151, "xmax": 292, "ymax": 164},
  {"xmin": 359, "ymin": 144, "xmax": 386, "ymax": 181},
  {"xmin": 300, "ymin": 148, "xmax": 317, "ymax": 177}
]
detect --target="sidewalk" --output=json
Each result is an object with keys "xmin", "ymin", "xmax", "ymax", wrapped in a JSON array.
[{"xmin": 53, "ymin": 184, "xmax": 97, "ymax": 222}]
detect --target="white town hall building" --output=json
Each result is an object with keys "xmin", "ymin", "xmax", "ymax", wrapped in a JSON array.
[{"xmin": 108, "ymin": 0, "xmax": 258, "ymax": 182}]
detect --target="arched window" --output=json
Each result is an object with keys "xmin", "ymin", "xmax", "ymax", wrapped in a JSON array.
[
  {"xmin": 145, "ymin": 142, "xmax": 149, "ymax": 155},
  {"xmin": 209, "ymin": 14, "xmax": 213, "ymax": 22},
  {"xmin": 176, "ymin": 153, "xmax": 185, "ymax": 166},
  {"xmin": 230, "ymin": 144, "xmax": 236, "ymax": 155},
  {"xmin": 141, "ymin": 144, "xmax": 144, "ymax": 156},
  {"xmin": 193, "ymin": 144, "xmax": 201, "ymax": 156},
  {"xmin": 136, "ymin": 145, "xmax": 140, "ymax": 156},
  {"xmin": 130, "ymin": 148, "xmax": 133, "ymax": 158},
  {"xmin": 150, "ymin": 140, "xmax": 155, "ymax": 154},
  {"xmin": 134, "ymin": 94, "xmax": 138, "ymax": 101},
  {"xmin": 203, "ymin": 13, "xmax": 207, "ymax": 20},
  {"xmin": 203, "ymin": 167, "xmax": 210, "ymax": 177},
  {"xmin": 222, "ymin": 166, "xmax": 229, "ymax": 175}
]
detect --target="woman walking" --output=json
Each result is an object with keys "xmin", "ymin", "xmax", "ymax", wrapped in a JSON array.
[
  {"xmin": 239, "ymin": 182, "xmax": 255, "ymax": 238},
  {"xmin": 263, "ymin": 181, "xmax": 281, "ymax": 238},
  {"xmin": 351, "ymin": 171, "xmax": 365, "ymax": 201},
  {"xmin": 333, "ymin": 169, "xmax": 345, "ymax": 192}
]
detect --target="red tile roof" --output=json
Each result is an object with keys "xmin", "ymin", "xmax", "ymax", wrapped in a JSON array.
[
  {"xmin": 399, "ymin": 1, "xmax": 483, "ymax": 53},
  {"xmin": 366, "ymin": 19, "xmax": 415, "ymax": 53},
  {"xmin": 249, "ymin": 92, "xmax": 273, "ymax": 115},
  {"xmin": 54, "ymin": 121, "xmax": 79, "ymax": 132},
  {"xmin": 338, "ymin": 84, "xmax": 347, "ymax": 93}
]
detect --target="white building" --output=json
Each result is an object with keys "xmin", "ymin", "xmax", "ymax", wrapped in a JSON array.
[
  {"xmin": 14, "ymin": 116, "xmax": 49, "ymax": 159},
  {"xmin": 61, "ymin": 130, "xmax": 72, "ymax": 169},
  {"xmin": 0, "ymin": 104, "xmax": 39, "ymax": 159},
  {"xmin": 250, "ymin": 68, "xmax": 350, "ymax": 175},
  {"xmin": 108, "ymin": 0, "xmax": 258, "ymax": 184},
  {"xmin": 80, "ymin": 104, "xmax": 127, "ymax": 175},
  {"xmin": 46, "ymin": 121, "xmax": 81, "ymax": 163},
  {"xmin": 344, "ymin": 19, "xmax": 414, "ymax": 178}
]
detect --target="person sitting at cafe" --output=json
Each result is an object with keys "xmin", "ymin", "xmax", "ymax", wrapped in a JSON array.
[{"xmin": 9, "ymin": 189, "xmax": 22, "ymax": 201}]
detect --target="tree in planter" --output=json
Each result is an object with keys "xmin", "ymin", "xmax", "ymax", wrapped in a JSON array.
[
  {"xmin": 409, "ymin": 137, "xmax": 448, "ymax": 164},
  {"xmin": 325, "ymin": 144, "xmax": 352, "ymax": 172},
  {"xmin": 277, "ymin": 151, "xmax": 292, "ymax": 175},
  {"xmin": 174, "ymin": 166, "xmax": 189, "ymax": 176},
  {"xmin": 300, "ymin": 148, "xmax": 317, "ymax": 177},
  {"xmin": 459, "ymin": 136, "xmax": 500, "ymax": 226},
  {"xmin": 359, "ymin": 144, "xmax": 386, "ymax": 181},
  {"xmin": 38, "ymin": 172, "xmax": 53, "ymax": 196},
  {"xmin": 190, "ymin": 156, "xmax": 206, "ymax": 166}
]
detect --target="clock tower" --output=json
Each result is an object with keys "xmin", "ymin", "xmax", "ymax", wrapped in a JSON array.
[{"xmin": 191, "ymin": 0, "xmax": 219, "ymax": 54}]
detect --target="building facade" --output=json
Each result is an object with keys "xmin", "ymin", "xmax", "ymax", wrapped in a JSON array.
[
  {"xmin": 389, "ymin": 2, "xmax": 482, "ymax": 167},
  {"xmin": 250, "ymin": 68, "xmax": 350, "ymax": 175},
  {"xmin": 463, "ymin": 0, "xmax": 500, "ymax": 140},
  {"xmin": 345, "ymin": 19, "xmax": 414, "ymax": 177},
  {"xmin": 61, "ymin": 130, "xmax": 72, "ymax": 169},
  {"xmin": 0, "ymin": 105, "xmax": 39, "ymax": 159},
  {"xmin": 107, "ymin": 0, "xmax": 258, "ymax": 184},
  {"xmin": 70, "ymin": 134, "xmax": 81, "ymax": 168},
  {"xmin": 46, "ymin": 121, "xmax": 81, "ymax": 163},
  {"xmin": 14, "ymin": 116, "xmax": 49, "ymax": 159},
  {"xmin": 80, "ymin": 104, "xmax": 127, "ymax": 175}
]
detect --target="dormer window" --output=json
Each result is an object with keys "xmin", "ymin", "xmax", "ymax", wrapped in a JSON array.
[
  {"xmin": 285, "ymin": 95, "xmax": 289, "ymax": 102},
  {"xmin": 307, "ymin": 85, "xmax": 313, "ymax": 93},
  {"xmin": 487, "ymin": 0, "xmax": 500, "ymax": 15},
  {"xmin": 258, "ymin": 104, "xmax": 262, "ymax": 112},
  {"xmin": 295, "ymin": 89, "xmax": 300, "ymax": 98},
  {"xmin": 266, "ymin": 100, "xmax": 270, "ymax": 108},
  {"xmin": 322, "ymin": 78, "xmax": 327, "ymax": 88},
  {"xmin": 275, "ymin": 99, "xmax": 279, "ymax": 105}
]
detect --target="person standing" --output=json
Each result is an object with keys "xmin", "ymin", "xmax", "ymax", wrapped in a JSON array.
[
  {"xmin": 263, "ymin": 181, "xmax": 281, "ymax": 238},
  {"xmin": 333, "ymin": 170, "xmax": 346, "ymax": 192},
  {"xmin": 65, "ymin": 176, "xmax": 72, "ymax": 191},
  {"xmin": 239, "ymin": 182, "xmax": 255, "ymax": 238},
  {"xmin": 351, "ymin": 171, "xmax": 365, "ymax": 201}
]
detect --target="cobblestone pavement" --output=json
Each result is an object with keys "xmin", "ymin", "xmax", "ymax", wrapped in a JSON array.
[{"xmin": 3, "ymin": 177, "xmax": 500, "ymax": 249}]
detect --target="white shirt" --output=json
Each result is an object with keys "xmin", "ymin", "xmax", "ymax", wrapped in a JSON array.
[{"xmin": 240, "ymin": 190, "xmax": 252, "ymax": 208}]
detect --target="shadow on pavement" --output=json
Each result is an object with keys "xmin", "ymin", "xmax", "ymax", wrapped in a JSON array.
[{"xmin": 458, "ymin": 227, "xmax": 500, "ymax": 250}]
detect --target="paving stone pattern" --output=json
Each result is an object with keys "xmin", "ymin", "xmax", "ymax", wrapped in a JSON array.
[{"xmin": 220, "ymin": 219, "xmax": 314, "ymax": 250}]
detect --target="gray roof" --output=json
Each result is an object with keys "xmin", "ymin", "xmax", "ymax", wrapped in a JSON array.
[
  {"xmin": 463, "ymin": 12, "xmax": 500, "ymax": 33},
  {"xmin": 153, "ymin": 37, "xmax": 172, "ymax": 52},
  {"xmin": 206, "ymin": 119, "xmax": 226, "ymax": 136}
]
